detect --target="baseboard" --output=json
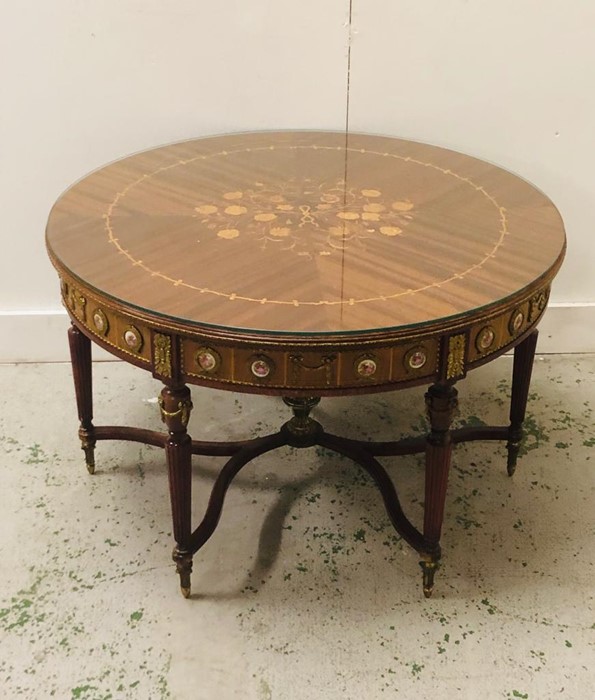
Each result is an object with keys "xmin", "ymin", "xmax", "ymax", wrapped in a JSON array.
[
  {"xmin": 0, "ymin": 304, "xmax": 594, "ymax": 363},
  {"xmin": 0, "ymin": 311, "xmax": 115, "ymax": 363}
]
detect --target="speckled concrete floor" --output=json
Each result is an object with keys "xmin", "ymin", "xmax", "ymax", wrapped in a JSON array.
[{"xmin": 0, "ymin": 355, "xmax": 594, "ymax": 699}]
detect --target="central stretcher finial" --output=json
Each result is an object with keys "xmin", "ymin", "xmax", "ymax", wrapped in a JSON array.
[{"xmin": 282, "ymin": 396, "xmax": 321, "ymax": 443}]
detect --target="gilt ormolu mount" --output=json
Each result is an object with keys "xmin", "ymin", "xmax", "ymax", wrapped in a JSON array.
[{"xmin": 47, "ymin": 131, "xmax": 566, "ymax": 597}]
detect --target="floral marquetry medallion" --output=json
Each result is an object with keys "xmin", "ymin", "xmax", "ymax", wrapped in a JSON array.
[{"xmin": 193, "ymin": 180, "xmax": 415, "ymax": 258}]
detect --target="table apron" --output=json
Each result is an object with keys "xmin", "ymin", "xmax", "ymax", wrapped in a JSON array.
[{"xmin": 60, "ymin": 275, "xmax": 550, "ymax": 396}]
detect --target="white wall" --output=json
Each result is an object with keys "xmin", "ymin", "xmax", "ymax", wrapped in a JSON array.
[
  {"xmin": 348, "ymin": 0, "xmax": 595, "ymax": 307},
  {"xmin": 1, "ymin": 1, "xmax": 593, "ymax": 361}
]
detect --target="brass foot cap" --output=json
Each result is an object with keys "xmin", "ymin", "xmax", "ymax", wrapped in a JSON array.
[
  {"xmin": 86, "ymin": 463, "xmax": 96, "ymax": 475},
  {"xmin": 423, "ymin": 586, "xmax": 434, "ymax": 599},
  {"xmin": 181, "ymin": 586, "xmax": 191, "ymax": 599}
]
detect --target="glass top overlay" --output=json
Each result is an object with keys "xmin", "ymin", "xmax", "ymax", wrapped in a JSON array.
[{"xmin": 46, "ymin": 131, "xmax": 566, "ymax": 336}]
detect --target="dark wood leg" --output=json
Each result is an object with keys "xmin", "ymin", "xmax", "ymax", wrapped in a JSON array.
[
  {"xmin": 420, "ymin": 382, "xmax": 458, "ymax": 598},
  {"xmin": 68, "ymin": 324, "xmax": 96, "ymax": 474},
  {"xmin": 160, "ymin": 384, "xmax": 194, "ymax": 598},
  {"xmin": 507, "ymin": 330, "xmax": 538, "ymax": 476}
]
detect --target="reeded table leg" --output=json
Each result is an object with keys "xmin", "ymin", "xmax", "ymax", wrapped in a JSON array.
[
  {"xmin": 420, "ymin": 382, "xmax": 458, "ymax": 598},
  {"xmin": 507, "ymin": 330, "xmax": 538, "ymax": 476},
  {"xmin": 68, "ymin": 324, "xmax": 96, "ymax": 474},
  {"xmin": 160, "ymin": 384, "xmax": 194, "ymax": 598}
]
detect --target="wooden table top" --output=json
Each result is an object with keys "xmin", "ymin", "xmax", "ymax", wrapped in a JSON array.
[{"xmin": 46, "ymin": 131, "xmax": 565, "ymax": 340}]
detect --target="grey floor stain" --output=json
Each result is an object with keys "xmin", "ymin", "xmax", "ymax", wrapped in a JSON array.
[{"xmin": 0, "ymin": 355, "xmax": 594, "ymax": 698}]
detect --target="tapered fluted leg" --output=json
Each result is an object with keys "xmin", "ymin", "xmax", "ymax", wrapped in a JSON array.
[
  {"xmin": 68, "ymin": 324, "xmax": 96, "ymax": 474},
  {"xmin": 160, "ymin": 385, "xmax": 194, "ymax": 598},
  {"xmin": 507, "ymin": 331, "xmax": 538, "ymax": 476},
  {"xmin": 420, "ymin": 383, "xmax": 458, "ymax": 598}
]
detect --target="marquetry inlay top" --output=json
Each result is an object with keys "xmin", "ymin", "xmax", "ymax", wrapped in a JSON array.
[{"xmin": 46, "ymin": 131, "xmax": 565, "ymax": 336}]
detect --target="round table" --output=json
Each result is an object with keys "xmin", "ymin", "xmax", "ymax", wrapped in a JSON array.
[{"xmin": 46, "ymin": 131, "xmax": 566, "ymax": 598}]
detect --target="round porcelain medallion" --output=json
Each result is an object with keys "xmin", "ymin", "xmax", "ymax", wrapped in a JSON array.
[
  {"xmin": 195, "ymin": 348, "xmax": 220, "ymax": 373},
  {"xmin": 356, "ymin": 358, "xmax": 377, "ymax": 377},
  {"xmin": 477, "ymin": 326, "xmax": 496, "ymax": 351},
  {"xmin": 251, "ymin": 358, "xmax": 272, "ymax": 378},
  {"xmin": 92, "ymin": 309, "xmax": 108, "ymax": 334},
  {"xmin": 124, "ymin": 330, "xmax": 137, "ymax": 346},
  {"xmin": 123, "ymin": 326, "xmax": 142, "ymax": 352},
  {"xmin": 510, "ymin": 310, "xmax": 524, "ymax": 334},
  {"xmin": 407, "ymin": 348, "xmax": 427, "ymax": 370}
]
